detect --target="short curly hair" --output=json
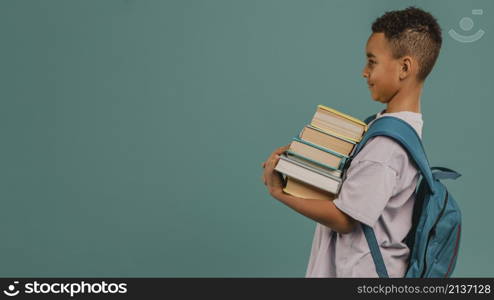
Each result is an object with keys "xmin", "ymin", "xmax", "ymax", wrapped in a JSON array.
[{"xmin": 372, "ymin": 6, "xmax": 442, "ymax": 81}]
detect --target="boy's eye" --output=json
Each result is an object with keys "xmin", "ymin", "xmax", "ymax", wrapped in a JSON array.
[{"xmin": 368, "ymin": 60, "xmax": 376, "ymax": 65}]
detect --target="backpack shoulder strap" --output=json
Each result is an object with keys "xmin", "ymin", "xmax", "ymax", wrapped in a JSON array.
[
  {"xmin": 361, "ymin": 224, "xmax": 389, "ymax": 277},
  {"xmin": 354, "ymin": 115, "xmax": 435, "ymax": 278},
  {"xmin": 363, "ymin": 113, "xmax": 378, "ymax": 125},
  {"xmin": 354, "ymin": 116, "xmax": 436, "ymax": 195}
]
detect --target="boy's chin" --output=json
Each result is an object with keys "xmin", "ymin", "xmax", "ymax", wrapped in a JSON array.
[
  {"xmin": 371, "ymin": 94, "xmax": 387, "ymax": 104},
  {"xmin": 370, "ymin": 94, "xmax": 381, "ymax": 102}
]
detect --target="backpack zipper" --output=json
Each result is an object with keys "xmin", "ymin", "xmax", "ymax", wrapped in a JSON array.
[
  {"xmin": 445, "ymin": 223, "xmax": 461, "ymax": 277},
  {"xmin": 420, "ymin": 191, "xmax": 449, "ymax": 277}
]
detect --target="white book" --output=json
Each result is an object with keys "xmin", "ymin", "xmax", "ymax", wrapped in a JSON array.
[{"xmin": 275, "ymin": 154, "xmax": 342, "ymax": 194}]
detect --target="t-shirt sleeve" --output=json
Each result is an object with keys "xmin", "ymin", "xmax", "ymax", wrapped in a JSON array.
[{"xmin": 333, "ymin": 159, "xmax": 398, "ymax": 227}]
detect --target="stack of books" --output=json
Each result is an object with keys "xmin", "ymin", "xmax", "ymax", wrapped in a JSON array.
[{"xmin": 275, "ymin": 105, "xmax": 368, "ymax": 200}]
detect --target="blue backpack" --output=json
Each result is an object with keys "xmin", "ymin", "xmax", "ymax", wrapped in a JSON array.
[{"xmin": 346, "ymin": 114, "xmax": 462, "ymax": 278}]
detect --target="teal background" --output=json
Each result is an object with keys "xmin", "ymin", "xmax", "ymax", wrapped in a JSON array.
[{"xmin": 0, "ymin": 0, "xmax": 492, "ymax": 277}]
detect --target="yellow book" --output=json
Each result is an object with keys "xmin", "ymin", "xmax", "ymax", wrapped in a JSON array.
[
  {"xmin": 317, "ymin": 104, "xmax": 368, "ymax": 127},
  {"xmin": 311, "ymin": 105, "xmax": 368, "ymax": 143},
  {"xmin": 283, "ymin": 177, "xmax": 335, "ymax": 201},
  {"xmin": 309, "ymin": 125, "xmax": 362, "ymax": 143}
]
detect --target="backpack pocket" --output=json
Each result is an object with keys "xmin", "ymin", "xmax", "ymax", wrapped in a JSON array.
[{"xmin": 424, "ymin": 223, "xmax": 461, "ymax": 277}]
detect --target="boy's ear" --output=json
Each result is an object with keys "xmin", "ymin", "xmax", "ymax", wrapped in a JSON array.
[{"xmin": 399, "ymin": 56, "xmax": 414, "ymax": 80}]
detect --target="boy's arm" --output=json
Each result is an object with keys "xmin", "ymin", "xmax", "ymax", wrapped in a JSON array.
[
  {"xmin": 262, "ymin": 146, "xmax": 357, "ymax": 234},
  {"xmin": 271, "ymin": 191, "xmax": 358, "ymax": 234}
]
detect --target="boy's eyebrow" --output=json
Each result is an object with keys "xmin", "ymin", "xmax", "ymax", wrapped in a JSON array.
[{"xmin": 366, "ymin": 52, "xmax": 376, "ymax": 58}]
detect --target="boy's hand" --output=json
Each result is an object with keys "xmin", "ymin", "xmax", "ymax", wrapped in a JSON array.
[{"xmin": 261, "ymin": 144, "xmax": 290, "ymax": 197}]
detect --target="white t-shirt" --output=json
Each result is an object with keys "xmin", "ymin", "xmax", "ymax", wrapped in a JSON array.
[{"xmin": 305, "ymin": 110, "xmax": 423, "ymax": 277}]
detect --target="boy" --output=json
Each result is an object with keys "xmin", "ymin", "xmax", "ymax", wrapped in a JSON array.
[{"xmin": 261, "ymin": 7, "xmax": 442, "ymax": 277}]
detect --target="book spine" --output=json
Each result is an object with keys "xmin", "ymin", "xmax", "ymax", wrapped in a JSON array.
[{"xmin": 337, "ymin": 156, "xmax": 347, "ymax": 170}]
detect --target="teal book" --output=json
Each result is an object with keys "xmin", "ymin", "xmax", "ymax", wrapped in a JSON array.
[
  {"xmin": 289, "ymin": 136, "xmax": 348, "ymax": 170},
  {"xmin": 285, "ymin": 151, "xmax": 342, "ymax": 177},
  {"xmin": 298, "ymin": 125, "xmax": 357, "ymax": 157}
]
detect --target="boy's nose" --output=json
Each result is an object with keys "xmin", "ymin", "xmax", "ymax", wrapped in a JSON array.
[{"xmin": 362, "ymin": 68, "xmax": 369, "ymax": 78}]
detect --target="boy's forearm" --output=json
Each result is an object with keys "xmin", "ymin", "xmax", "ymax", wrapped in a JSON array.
[{"xmin": 272, "ymin": 191, "xmax": 356, "ymax": 234}]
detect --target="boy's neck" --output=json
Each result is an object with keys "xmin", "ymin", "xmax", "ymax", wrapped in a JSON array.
[{"xmin": 384, "ymin": 81, "xmax": 423, "ymax": 114}]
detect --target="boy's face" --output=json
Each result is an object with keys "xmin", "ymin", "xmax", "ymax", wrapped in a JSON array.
[{"xmin": 362, "ymin": 33, "xmax": 403, "ymax": 103}]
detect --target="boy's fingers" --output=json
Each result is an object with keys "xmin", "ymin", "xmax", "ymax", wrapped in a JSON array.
[
  {"xmin": 265, "ymin": 156, "xmax": 278, "ymax": 171},
  {"xmin": 274, "ymin": 144, "xmax": 290, "ymax": 156},
  {"xmin": 265, "ymin": 144, "xmax": 289, "ymax": 168},
  {"xmin": 268, "ymin": 154, "xmax": 277, "ymax": 168},
  {"xmin": 275, "ymin": 146, "xmax": 287, "ymax": 154},
  {"xmin": 270, "ymin": 149, "xmax": 284, "ymax": 160}
]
